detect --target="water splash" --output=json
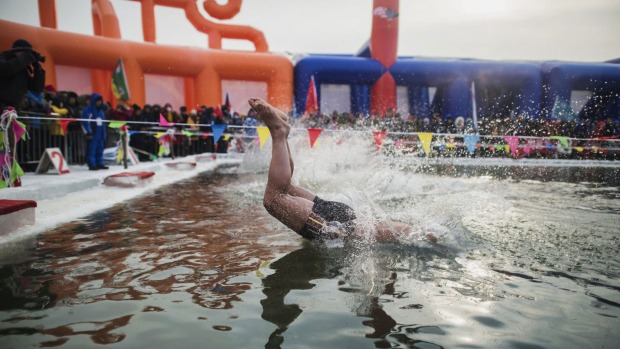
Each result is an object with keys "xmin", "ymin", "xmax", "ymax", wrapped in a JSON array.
[{"xmin": 237, "ymin": 129, "xmax": 505, "ymax": 248}]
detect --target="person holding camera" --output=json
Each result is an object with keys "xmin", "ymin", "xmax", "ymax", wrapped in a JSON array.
[
  {"xmin": 0, "ymin": 39, "xmax": 46, "ymax": 187},
  {"xmin": 0, "ymin": 39, "xmax": 46, "ymax": 111}
]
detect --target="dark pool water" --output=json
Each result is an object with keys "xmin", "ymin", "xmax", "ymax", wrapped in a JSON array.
[{"xmin": 0, "ymin": 166, "xmax": 618, "ymax": 349}]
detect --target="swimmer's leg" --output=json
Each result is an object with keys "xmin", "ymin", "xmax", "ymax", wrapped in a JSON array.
[
  {"xmin": 249, "ymin": 98, "xmax": 313, "ymax": 232},
  {"xmin": 254, "ymin": 98, "xmax": 316, "ymax": 201},
  {"xmin": 276, "ymin": 110, "xmax": 317, "ymax": 201},
  {"xmin": 276, "ymin": 111, "xmax": 296, "ymax": 178}
]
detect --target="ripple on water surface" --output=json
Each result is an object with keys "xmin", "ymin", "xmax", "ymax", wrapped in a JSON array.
[{"xmin": 0, "ymin": 160, "xmax": 618, "ymax": 349}]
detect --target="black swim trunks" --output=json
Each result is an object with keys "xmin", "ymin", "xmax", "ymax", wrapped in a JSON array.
[{"xmin": 298, "ymin": 196, "xmax": 356, "ymax": 240}]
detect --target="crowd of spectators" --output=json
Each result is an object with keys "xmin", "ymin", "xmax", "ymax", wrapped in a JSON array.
[
  {"xmin": 15, "ymin": 86, "xmax": 620, "ymax": 165},
  {"xmin": 16, "ymin": 86, "xmax": 263, "ymax": 163},
  {"xmin": 294, "ymin": 109, "xmax": 619, "ymax": 159},
  {"xmin": 294, "ymin": 108, "xmax": 619, "ymax": 139}
]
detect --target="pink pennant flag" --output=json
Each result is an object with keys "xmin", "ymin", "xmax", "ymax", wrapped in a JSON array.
[
  {"xmin": 307, "ymin": 128, "xmax": 323, "ymax": 148},
  {"xmin": 159, "ymin": 113, "xmax": 174, "ymax": 127},
  {"xmin": 504, "ymin": 136, "xmax": 520, "ymax": 158},
  {"xmin": 12, "ymin": 120, "xmax": 26, "ymax": 142}
]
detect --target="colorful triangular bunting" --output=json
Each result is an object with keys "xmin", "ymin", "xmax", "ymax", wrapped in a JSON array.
[
  {"xmin": 308, "ymin": 128, "xmax": 323, "ymax": 148},
  {"xmin": 257, "ymin": 126, "xmax": 270, "ymax": 148},
  {"xmin": 417, "ymin": 132, "xmax": 433, "ymax": 157}
]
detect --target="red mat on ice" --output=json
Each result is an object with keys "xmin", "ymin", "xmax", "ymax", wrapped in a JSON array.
[
  {"xmin": 165, "ymin": 162, "xmax": 197, "ymax": 167},
  {"xmin": 0, "ymin": 200, "xmax": 37, "ymax": 215},
  {"xmin": 106, "ymin": 172, "xmax": 155, "ymax": 179}
]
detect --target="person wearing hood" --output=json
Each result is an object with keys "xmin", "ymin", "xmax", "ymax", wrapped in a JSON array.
[
  {"xmin": 81, "ymin": 93, "xmax": 108, "ymax": 170},
  {"xmin": 0, "ymin": 39, "xmax": 46, "ymax": 111}
]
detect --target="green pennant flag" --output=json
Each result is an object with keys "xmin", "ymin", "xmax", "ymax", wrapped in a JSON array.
[
  {"xmin": 550, "ymin": 136, "xmax": 569, "ymax": 149},
  {"xmin": 181, "ymin": 129, "xmax": 195, "ymax": 137},
  {"xmin": 10, "ymin": 160, "xmax": 24, "ymax": 185},
  {"xmin": 111, "ymin": 58, "xmax": 130, "ymax": 101},
  {"xmin": 495, "ymin": 144, "xmax": 509, "ymax": 152},
  {"xmin": 108, "ymin": 121, "xmax": 127, "ymax": 129}
]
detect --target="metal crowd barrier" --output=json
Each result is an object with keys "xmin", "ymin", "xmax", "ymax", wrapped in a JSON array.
[
  {"xmin": 11, "ymin": 115, "xmax": 620, "ymax": 169},
  {"xmin": 13, "ymin": 116, "xmax": 243, "ymax": 167}
]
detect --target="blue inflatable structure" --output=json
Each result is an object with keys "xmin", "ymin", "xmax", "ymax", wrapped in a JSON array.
[{"xmin": 294, "ymin": 55, "xmax": 620, "ymax": 121}]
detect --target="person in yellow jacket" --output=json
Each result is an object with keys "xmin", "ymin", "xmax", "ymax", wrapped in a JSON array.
[{"xmin": 44, "ymin": 85, "xmax": 69, "ymax": 137}]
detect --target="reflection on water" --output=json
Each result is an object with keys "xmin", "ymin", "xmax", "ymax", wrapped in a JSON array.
[
  {"xmin": 0, "ymin": 173, "xmax": 300, "ymax": 347},
  {"xmin": 0, "ymin": 159, "xmax": 619, "ymax": 348},
  {"xmin": 260, "ymin": 245, "xmax": 343, "ymax": 348}
]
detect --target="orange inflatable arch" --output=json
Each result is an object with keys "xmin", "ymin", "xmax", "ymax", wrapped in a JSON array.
[{"xmin": 0, "ymin": 0, "xmax": 292, "ymax": 111}]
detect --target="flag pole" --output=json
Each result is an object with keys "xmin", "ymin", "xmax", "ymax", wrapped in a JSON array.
[{"xmin": 471, "ymin": 81, "xmax": 479, "ymax": 133}]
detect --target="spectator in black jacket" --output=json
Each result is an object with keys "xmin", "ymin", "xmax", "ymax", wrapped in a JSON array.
[
  {"xmin": 0, "ymin": 39, "xmax": 46, "ymax": 184},
  {"xmin": 0, "ymin": 39, "xmax": 46, "ymax": 111}
]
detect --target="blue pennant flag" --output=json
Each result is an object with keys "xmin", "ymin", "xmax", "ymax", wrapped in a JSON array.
[
  {"xmin": 212, "ymin": 124, "xmax": 227, "ymax": 143},
  {"xmin": 463, "ymin": 134, "xmax": 479, "ymax": 154}
]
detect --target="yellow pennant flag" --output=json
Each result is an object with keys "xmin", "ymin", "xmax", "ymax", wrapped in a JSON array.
[
  {"xmin": 575, "ymin": 146, "xmax": 584, "ymax": 152},
  {"xmin": 257, "ymin": 127, "xmax": 270, "ymax": 148},
  {"xmin": 417, "ymin": 132, "xmax": 433, "ymax": 157}
]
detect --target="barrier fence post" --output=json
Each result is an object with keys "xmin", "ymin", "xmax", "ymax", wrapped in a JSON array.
[
  {"xmin": 122, "ymin": 130, "xmax": 128, "ymax": 169},
  {"xmin": 63, "ymin": 134, "xmax": 69, "ymax": 164}
]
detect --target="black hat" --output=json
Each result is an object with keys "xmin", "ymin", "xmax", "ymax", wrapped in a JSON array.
[{"xmin": 11, "ymin": 39, "xmax": 33, "ymax": 51}]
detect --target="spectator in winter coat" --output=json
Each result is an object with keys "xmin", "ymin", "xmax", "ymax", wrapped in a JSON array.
[
  {"xmin": 0, "ymin": 39, "xmax": 46, "ymax": 111},
  {"xmin": 81, "ymin": 93, "xmax": 108, "ymax": 170}
]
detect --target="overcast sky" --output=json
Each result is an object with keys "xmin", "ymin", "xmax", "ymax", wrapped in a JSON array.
[{"xmin": 1, "ymin": 0, "xmax": 619, "ymax": 62}]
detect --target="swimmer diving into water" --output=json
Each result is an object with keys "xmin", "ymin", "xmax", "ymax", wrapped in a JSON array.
[{"xmin": 248, "ymin": 97, "xmax": 437, "ymax": 244}]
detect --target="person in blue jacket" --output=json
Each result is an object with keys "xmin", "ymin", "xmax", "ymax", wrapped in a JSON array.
[{"xmin": 81, "ymin": 93, "xmax": 108, "ymax": 170}]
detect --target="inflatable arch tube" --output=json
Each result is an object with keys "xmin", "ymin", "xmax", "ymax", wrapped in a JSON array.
[
  {"xmin": 294, "ymin": 56, "xmax": 385, "ymax": 115},
  {"xmin": 0, "ymin": 20, "xmax": 293, "ymax": 111}
]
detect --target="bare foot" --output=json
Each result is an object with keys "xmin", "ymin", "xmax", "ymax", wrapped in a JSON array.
[{"xmin": 248, "ymin": 98, "xmax": 290, "ymax": 137}]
